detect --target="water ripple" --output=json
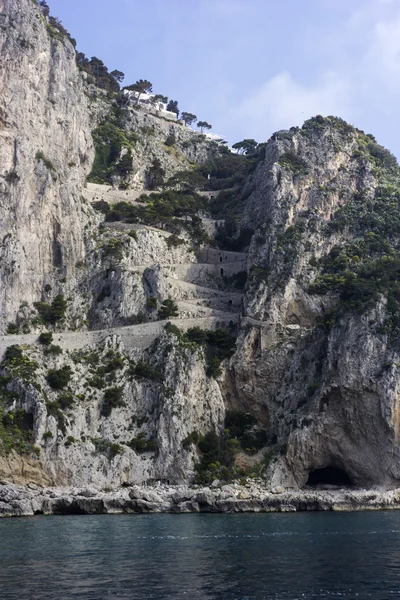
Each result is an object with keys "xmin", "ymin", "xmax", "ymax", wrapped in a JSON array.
[{"xmin": 0, "ymin": 512, "xmax": 400, "ymax": 599}]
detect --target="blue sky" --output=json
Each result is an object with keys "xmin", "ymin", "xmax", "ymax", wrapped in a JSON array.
[{"xmin": 51, "ymin": 0, "xmax": 400, "ymax": 156}]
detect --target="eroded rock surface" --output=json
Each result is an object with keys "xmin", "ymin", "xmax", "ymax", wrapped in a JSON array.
[
  {"xmin": 2, "ymin": 481, "xmax": 400, "ymax": 518},
  {"xmin": 1, "ymin": 0, "xmax": 400, "ymax": 502}
]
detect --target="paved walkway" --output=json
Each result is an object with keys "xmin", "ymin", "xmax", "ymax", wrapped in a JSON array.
[
  {"xmin": 1, "ymin": 184, "xmax": 250, "ymax": 358},
  {"xmin": 0, "ymin": 315, "xmax": 240, "ymax": 358}
]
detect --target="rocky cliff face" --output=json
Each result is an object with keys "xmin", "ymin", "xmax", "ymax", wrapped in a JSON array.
[
  {"xmin": 0, "ymin": 0, "xmax": 93, "ymax": 331},
  {"xmin": 227, "ymin": 117, "xmax": 400, "ymax": 489},
  {"xmin": 2, "ymin": 1, "xmax": 400, "ymax": 494}
]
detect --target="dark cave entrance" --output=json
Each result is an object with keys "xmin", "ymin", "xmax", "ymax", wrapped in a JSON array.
[{"xmin": 306, "ymin": 466, "xmax": 352, "ymax": 487}]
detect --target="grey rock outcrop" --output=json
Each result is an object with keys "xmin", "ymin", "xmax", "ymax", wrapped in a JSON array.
[{"xmin": 2, "ymin": 481, "xmax": 400, "ymax": 517}]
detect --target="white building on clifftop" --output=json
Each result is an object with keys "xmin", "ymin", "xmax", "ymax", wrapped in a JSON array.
[{"xmin": 123, "ymin": 90, "xmax": 177, "ymax": 121}]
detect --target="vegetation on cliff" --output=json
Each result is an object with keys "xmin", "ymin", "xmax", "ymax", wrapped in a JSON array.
[{"xmin": 302, "ymin": 118, "xmax": 400, "ymax": 342}]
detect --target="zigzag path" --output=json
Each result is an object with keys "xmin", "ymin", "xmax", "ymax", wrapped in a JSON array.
[{"xmin": 0, "ymin": 185, "xmax": 249, "ymax": 358}]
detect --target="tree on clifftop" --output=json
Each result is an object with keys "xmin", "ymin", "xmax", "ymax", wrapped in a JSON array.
[
  {"xmin": 197, "ymin": 121, "xmax": 212, "ymax": 133},
  {"xmin": 110, "ymin": 70, "xmax": 125, "ymax": 84},
  {"xmin": 151, "ymin": 94, "xmax": 169, "ymax": 105},
  {"xmin": 232, "ymin": 139, "xmax": 258, "ymax": 155},
  {"xmin": 124, "ymin": 80, "xmax": 153, "ymax": 103},
  {"xmin": 181, "ymin": 112, "xmax": 197, "ymax": 126},
  {"xmin": 166, "ymin": 100, "xmax": 179, "ymax": 117},
  {"xmin": 76, "ymin": 55, "xmax": 120, "ymax": 92},
  {"xmin": 38, "ymin": 0, "xmax": 50, "ymax": 17}
]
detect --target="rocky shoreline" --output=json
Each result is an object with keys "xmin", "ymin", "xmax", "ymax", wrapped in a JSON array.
[{"xmin": 2, "ymin": 481, "xmax": 400, "ymax": 517}]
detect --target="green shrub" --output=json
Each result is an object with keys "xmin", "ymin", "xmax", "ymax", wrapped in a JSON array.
[
  {"xmin": 182, "ymin": 430, "xmax": 200, "ymax": 449},
  {"xmin": 165, "ymin": 326, "xmax": 236, "ymax": 378},
  {"xmin": 6, "ymin": 323, "xmax": 19, "ymax": 334},
  {"xmin": 43, "ymin": 345, "xmax": 63, "ymax": 356},
  {"xmin": 70, "ymin": 349, "xmax": 99, "ymax": 366},
  {"xmin": 194, "ymin": 431, "xmax": 234, "ymax": 484},
  {"xmin": 4, "ymin": 345, "xmax": 23, "ymax": 362},
  {"xmin": 147, "ymin": 158, "xmax": 165, "ymax": 190},
  {"xmin": 92, "ymin": 200, "xmax": 110, "ymax": 214},
  {"xmin": 185, "ymin": 327, "xmax": 208, "ymax": 344},
  {"xmin": 225, "ymin": 411, "xmax": 256, "ymax": 438},
  {"xmin": 88, "ymin": 114, "xmax": 138, "ymax": 184},
  {"xmin": 132, "ymin": 361, "xmax": 163, "ymax": 382},
  {"xmin": 108, "ymin": 442, "xmax": 123, "ymax": 457},
  {"xmin": 46, "ymin": 401, "xmax": 66, "ymax": 435},
  {"xmin": 310, "ymin": 176, "xmax": 400, "ymax": 343},
  {"xmin": 225, "ymin": 410, "xmax": 267, "ymax": 451},
  {"xmin": 128, "ymin": 230, "xmax": 138, "ymax": 241},
  {"xmin": 158, "ymin": 298, "xmax": 179, "ymax": 320},
  {"xmin": 197, "ymin": 152, "xmax": 255, "ymax": 192},
  {"xmin": 114, "ymin": 150, "xmax": 133, "ymax": 178},
  {"xmin": 101, "ymin": 387, "xmax": 125, "ymax": 417},
  {"xmin": 165, "ymin": 133, "xmax": 176, "ymax": 147},
  {"xmin": 206, "ymin": 356, "xmax": 221, "ymax": 378},
  {"xmin": 102, "ymin": 238, "xmax": 124, "ymax": 261},
  {"xmin": 39, "ymin": 332, "xmax": 53, "ymax": 346},
  {"xmin": 192, "ymin": 413, "xmax": 267, "ymax": 484},
  {"xmin": 92, "ymin": 438, "xmax": 123, "ymax": 459},
  {"xmin": 164, "ymin": 322, "xmax": 182, "ymax": 337},
  {"xmin": 128, "ymin": 432, "xmax": 158, "ymax": 453},
  {"xmin": 0, "ymin": 409, "xmax": 34, "ymax": 455},
  {"xmin": 2, "ymin": 347, "xmax": 38, "ymax": 382},
  {"xmin": 365, "ymin": 139, "xmax": 397, "ymax": 170},
  {"xmin": 278, "ymin": 152, "xmax": 309, "ymax": 175},
  {"xmin": 108, "ymin": 355, "xmax": 125, "ymax": 371},
  {"xmin": 58, "ymin": 393, "xmax": 75, "ymax": 410},
  {"xmin": 166, "ymin": 234, "xmax": 185, "ymax": 249},
  {"xmin": 34, "ymin": 295, "xmax": 67, "ymax": 324},
  {"xmin": 87, "ymin": 375, "xmax": 105, "ymax": 389},
  {"xmin": 99, "ymin": 189, "xmax": 208, "ymax": 239},
  {"xmin": 47, "ymin": 366, "xmax": 72, "ymax": 390},
  {"xmin": 190, "ymin": 328, "xmax": 236, "ymax": 378}
]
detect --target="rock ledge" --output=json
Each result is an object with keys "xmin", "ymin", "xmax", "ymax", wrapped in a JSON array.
[{"xmin": 1, "ymin": 482, "xmax": 400, "ymax": 517}]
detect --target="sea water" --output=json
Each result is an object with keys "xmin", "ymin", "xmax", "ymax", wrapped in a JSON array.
[{"xmin": 0, "ymin": 511, "xmax": 400, "ymax": 599}]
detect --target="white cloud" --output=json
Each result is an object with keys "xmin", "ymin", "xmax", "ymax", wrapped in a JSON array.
[
  {"xmin": 218, "ymin": 0, "xmax": 400, "ymax": 146},
  {"xmin": 364, "ymin": 17, "xmax": 400, "ymax": 87},
  {"xmin": 220, "ymin": 71, "xmax": 350, "ymax": 141},
  {"xmin": 344, "ymin": 0, "xmax": 400, "ymax": 86}
]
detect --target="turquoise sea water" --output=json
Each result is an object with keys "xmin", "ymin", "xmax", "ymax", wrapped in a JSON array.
[{"xmin": 1, "ymin": 511, "xmax": 400, "ymax": 599}]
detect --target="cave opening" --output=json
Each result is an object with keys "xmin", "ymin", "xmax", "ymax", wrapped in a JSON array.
[{"xmin": 306, "ymin": 466, "xmax": 352, "ymax": 487}]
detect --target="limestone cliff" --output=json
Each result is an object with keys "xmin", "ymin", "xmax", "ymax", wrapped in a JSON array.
[
  {"xmin": 0, "ymin": 0, "xmax": 93, "ymax": 331},
  {"xmin": 2, "ymin": 0, "xmax": 400, "ymax": 495},
  {"xmin": 228, "ymin": 117, "xmax": 400, "ymax": 489},
  {"xmin": 87, "ymin": 96, "xmax": 223, "ymax": 191}
]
